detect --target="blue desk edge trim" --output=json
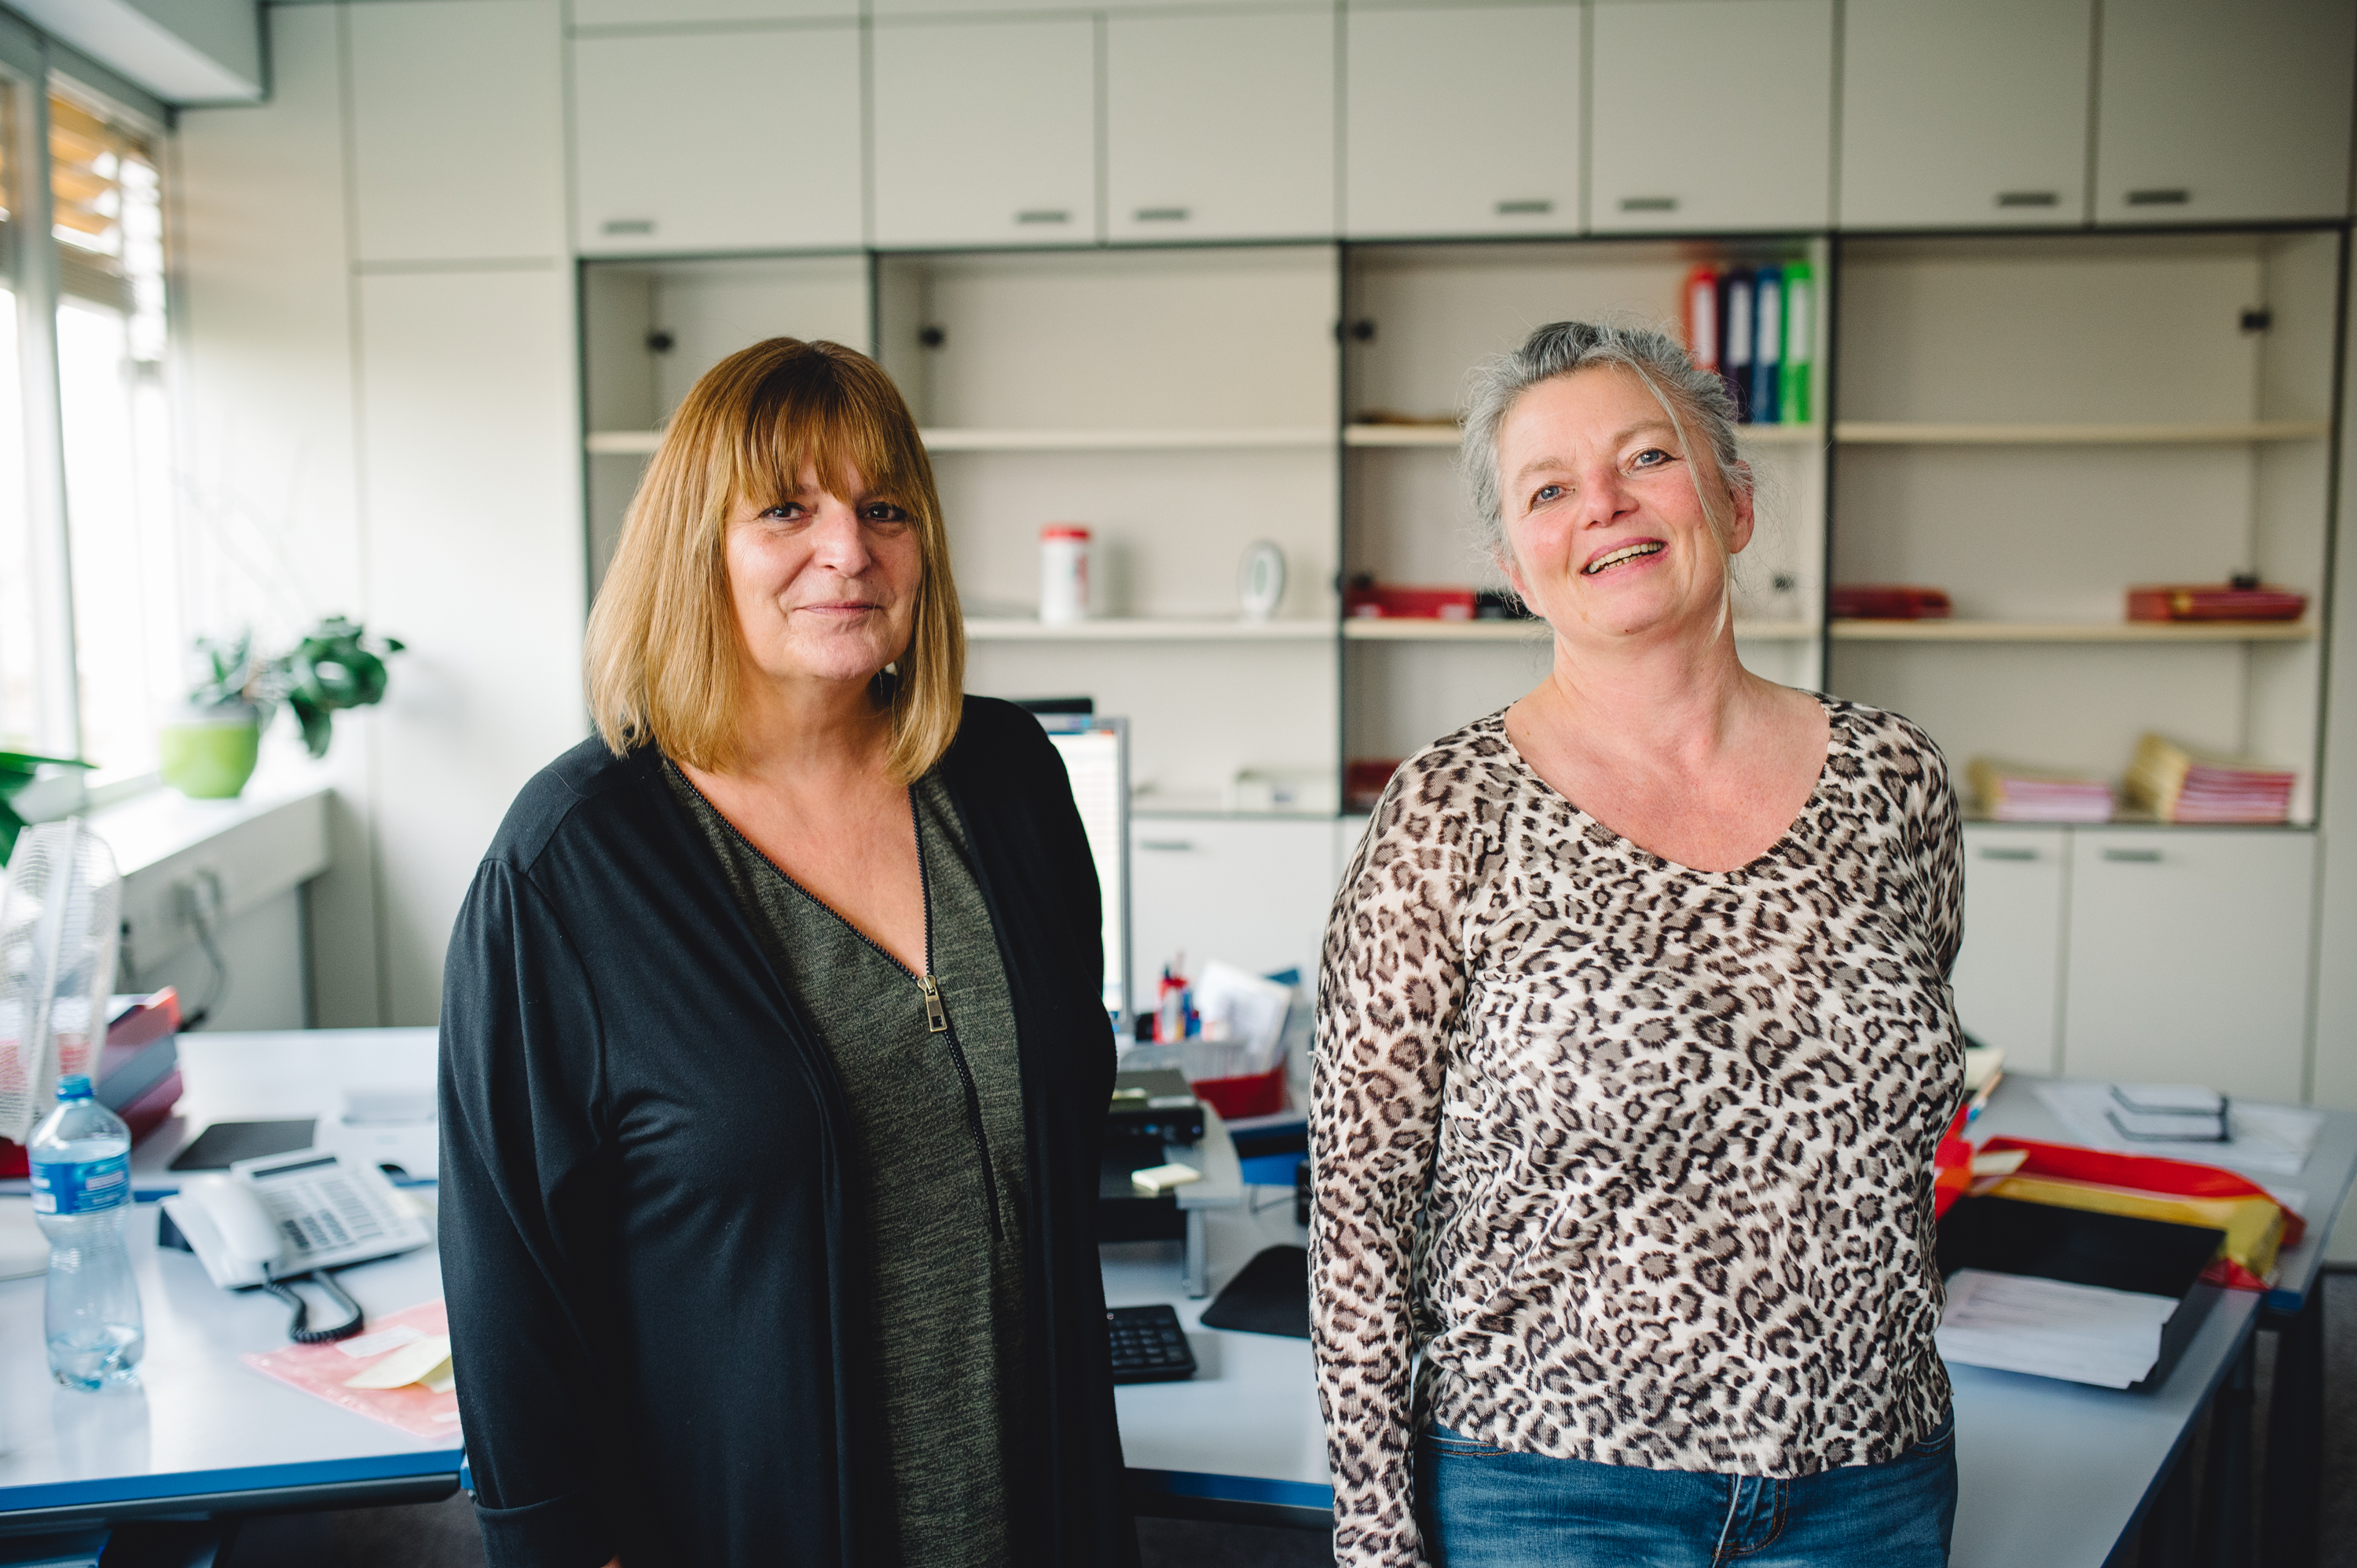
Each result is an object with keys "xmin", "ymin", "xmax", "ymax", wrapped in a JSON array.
[
  {"xmin": 0, "ymin": 1447, "xmax": 466, "ymax": 1515},
  {"xmin": 1128, "ymin": 1467, "xmax": 1332, "ymax": 1512}
]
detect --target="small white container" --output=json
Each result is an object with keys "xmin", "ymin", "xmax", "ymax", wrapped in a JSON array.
[
  {"xmin": 1237, "ymin": 540, "xmax": 1286, "ymax": 623},
  {"xmin": 1039, "ymin": 524, "xmax": 1092, "ymax": 625}
]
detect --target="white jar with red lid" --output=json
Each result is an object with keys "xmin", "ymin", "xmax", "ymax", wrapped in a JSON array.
[{"xmin": 1039, "ymin": 524, "xmax": 1092, "ymax": 625}]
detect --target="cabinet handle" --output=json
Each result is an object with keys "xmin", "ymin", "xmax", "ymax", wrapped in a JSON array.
[
  {"xmin": 1015, "ymin": 208, "xmax": 1071, "ymax": 225},
  {"xmin": 601, "ymin": 218, "xmax": 655, "ymax": 236},
  {"xmin": 2125, "ymin": 188, "xmax": 2190, "ymax": 207},
  {"xmin": 1138, "ymin": 839, "xmax": 1195, "ymax": 852},
  {"xmin": 1496, "ymin": 199, "xmax": 1553, "ymax": 215},
  {"xmin": 1134, "ymin": 207, "xmax": 1190, "ymax": 223},
  {"xmin": 1618, "ymin": 196, "xmax": 1677, "ymax": 213},
  {"xmin": 1978, "ymin": 846, "xmax": 2039, "ymax": 862},
  {"xmin": 2101, "ymin": 848, "xmax": 2164, "ymax": 863},
  {"xmin": 1995, "ymin": 191, "xmax": 2058, "ymax": 207}
]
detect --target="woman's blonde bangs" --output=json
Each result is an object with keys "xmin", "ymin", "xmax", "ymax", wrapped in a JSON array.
[{"xmin": 585, "ymin": 338, "xmax": 966, "ymax": 783}]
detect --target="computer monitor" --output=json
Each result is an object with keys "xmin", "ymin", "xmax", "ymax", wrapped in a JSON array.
[{"xmin": 1033, "ymin": 713, "xmax": 1130, "ymax": 1028}]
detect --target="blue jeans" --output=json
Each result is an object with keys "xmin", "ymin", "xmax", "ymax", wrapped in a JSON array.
[{"xmin": 1416, "ymin": 1412, "xmax": 1957, "ymax": 1567}]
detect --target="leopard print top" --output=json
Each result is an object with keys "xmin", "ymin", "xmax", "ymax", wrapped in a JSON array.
[{"xmin": 1310, "ymin": 698, "xmax": 1964, "ymax": 1567}]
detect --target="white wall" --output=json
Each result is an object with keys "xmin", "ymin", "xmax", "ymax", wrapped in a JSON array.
[
  {"xmin": 176, "ymin": 0, "xmax": 586, "ymax": 1026},
  {"xmin": 174, "ymin": 2, "xmax": 381, "ymax": 1026}
]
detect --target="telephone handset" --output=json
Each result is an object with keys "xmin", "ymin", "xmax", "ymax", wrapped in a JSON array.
[{"xmin": 161, "ymin": 1148, "xmax": 431, "ymax": 1341}]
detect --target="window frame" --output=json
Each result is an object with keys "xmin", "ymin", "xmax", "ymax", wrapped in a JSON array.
[{"xmin": 0, "ymin": 12, "xmax": 179, "ymax": 815}]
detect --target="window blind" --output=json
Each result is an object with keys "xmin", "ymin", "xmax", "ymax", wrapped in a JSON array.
[{"xmin": 49, "ymin": 93, "xmax": 162, "ymax": 352}]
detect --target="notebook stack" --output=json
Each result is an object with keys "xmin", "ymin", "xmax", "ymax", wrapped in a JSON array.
[
  {"xmin": 1968, "ymin": 758, "xmax": 2114, "ymax": 823},
  {"xmin": 2125, "ymin": 733, "xmax": 2296, "ymax": 824}
]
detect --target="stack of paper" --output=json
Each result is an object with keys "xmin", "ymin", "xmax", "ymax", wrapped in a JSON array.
[
  {"xmin": 2106, "ymin": 1083, "xmax": 2228, "ymax": 1145},
  {"xmin": 1968, "ymin": 758, "xmax": 2113, "ymax": 822},
  {"xmin": 2033, "ymin": 1080, "xmax": 2325, "ymax": 1178},
  {"xmin": 2125, "ymin": 733, "xmax": 2295, "ymax": 824},
  {"xmin": 1936, "ymin": 1268, "xmax": 2180, "ymax": 1388}
]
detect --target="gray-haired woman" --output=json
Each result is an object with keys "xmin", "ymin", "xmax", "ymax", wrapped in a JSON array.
[{"xmin": 1310, "ymin": 321, "xmax": 1966, "ymax": 1567}]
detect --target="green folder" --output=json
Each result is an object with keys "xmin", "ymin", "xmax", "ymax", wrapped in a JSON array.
[{"xmin": 1781, "ymin": 262, "xmax": 1815, "ymax": 425}]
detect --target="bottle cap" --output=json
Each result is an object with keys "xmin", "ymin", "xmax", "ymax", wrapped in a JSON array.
[{"xmin": 55, "ymin": 1075, "xmax": 93, "ymax": 1101}]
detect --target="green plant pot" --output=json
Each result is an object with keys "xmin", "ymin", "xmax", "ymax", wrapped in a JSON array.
[{"xmin": 158, "ymin": 714, "xmax": 262, "ymax": 800}]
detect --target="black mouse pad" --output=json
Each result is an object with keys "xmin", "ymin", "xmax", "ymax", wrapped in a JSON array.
[
  {"xmin": 1199, "ymin": 1244, "xmax": 1310, "ymax": 1339},
  {"xmin": 168, "ymin": 1119, "xmax": 317, "ymax": 1171}
]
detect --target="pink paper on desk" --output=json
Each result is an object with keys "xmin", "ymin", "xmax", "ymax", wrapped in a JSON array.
[{"xmin": 243, "ymin": 1299, "xmax": 461, "ymax": 1440}]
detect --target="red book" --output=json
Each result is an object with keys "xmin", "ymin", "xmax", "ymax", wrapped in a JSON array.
[
  {"xmin": 1830, "ymin": 584, "xmax": 1952, "ymax": 620},
  {"xmin": 2126, "ymin": 584, "xmax": 2308, "ymax": 623},
  {"xmin": 1343, "ymin": 583, "xmax": 1478, "ymax": 621}
]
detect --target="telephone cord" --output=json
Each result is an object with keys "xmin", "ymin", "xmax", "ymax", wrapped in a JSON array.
[{"xmin": 262, "ymin": 1266, "xmax": 366, "ymax": 1343}]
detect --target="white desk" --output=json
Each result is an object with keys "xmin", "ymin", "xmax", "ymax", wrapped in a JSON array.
[
  {"xmin": 0, "ymin": 1031, "xmax": 454, "ymax": 1535},
  {"xmin": 8, "ymin": 1030, "xmax": 2349, "ymax": 1568},
  {"xmin": 1103, "ymin": 1072, "xmax": 2357, "ymax": 1566}
]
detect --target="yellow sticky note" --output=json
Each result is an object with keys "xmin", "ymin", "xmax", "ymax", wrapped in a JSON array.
[
  {"xmin": 344, "ymin": 1333, "xmax": 453, "ymax": 1390},
  {"xmin": 1131, "ymin": 1163, "xmax": 1203, "ymax": 1196}
]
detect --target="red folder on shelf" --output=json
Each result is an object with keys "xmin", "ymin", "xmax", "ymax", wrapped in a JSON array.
[
  {"xmin": 1830, "ymin": 584, "xmax": 1952, "ymax": 620},
  {"xmin": 2126, "ymin": 584, "xmax": 2308, "ymax": 623}
]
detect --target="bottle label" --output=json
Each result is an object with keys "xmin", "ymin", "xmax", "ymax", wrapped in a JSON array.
[{"xmin": 29, "ymin": 1152, "xmax": 130, "ymax": 1216}]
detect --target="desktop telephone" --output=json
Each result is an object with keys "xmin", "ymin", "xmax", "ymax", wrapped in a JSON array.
[{"xmin": 159, "ymin": 1149, "xmax": 431, "ymax": 1342}]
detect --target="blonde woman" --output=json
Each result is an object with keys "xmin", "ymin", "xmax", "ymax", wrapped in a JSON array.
[
  {"xmin": 1312, "ymin": 321, "xmax": 1964, "ymax": 1566},
  {"xmin": 440, "ymin": 339, "xmax": 1134, "ymax": 1568}
]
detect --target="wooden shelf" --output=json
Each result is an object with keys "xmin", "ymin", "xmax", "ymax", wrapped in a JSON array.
[
  {"xmin": 1343, "ymin": 618, "xmax": 1817, "ymax": 642},
  {"xmin": 924, "ymin": 427, "xmax": 1332, "ymax": 452},
  {"xmin": 1345, "ymin": 423, "xmax": 1458, "ymax": 448},
  {"xmin": 586, "ymin": 427, "xmax": 1336, "ymax": 456},
  {"xmin": 1831, "ymin": 619, "xmax": 2315, "ymax": 643},
  {"xmin": 965, "ymin": 617, "xmax": 1333, "ymax": 642},
  {"xmin": 1833, "ymin": 419, "xmax": 2330, "ymax": 446},
  {"xmin": 1343, "ymin": 423, "xmax": 1823, "ymax": 449}
]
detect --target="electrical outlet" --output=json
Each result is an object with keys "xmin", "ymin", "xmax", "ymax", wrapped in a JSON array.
[{"xmin": 173, "ymin": 867, "xmax": 226, "ymax": 929}]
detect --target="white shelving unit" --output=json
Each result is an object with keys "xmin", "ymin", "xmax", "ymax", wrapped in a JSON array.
[
  {"xmin": 1342, "ymin": 618, "xmax": 1819, "ymax": 643},
  {"xmin": 1337, "ymin": 236, "xmax": 1833, "ymax": 771},
  {"xmin": 871, "ymin": 244, "xmax": 1343, "ymax": 811},
  {"xmin": 1834, "ymin": 419, "xmax": 2330, "ymax": 445},
  {"xmin": 966, "ymin": 617, "xmax": 1332, "ymax": 643},
  {"xmin": 1827, "ymin": 228, "xmax": 2342, "ymax": 823},
  {"xmin": 1830, "ymin": 620, "xmax": 2316, "ymax": 643}
]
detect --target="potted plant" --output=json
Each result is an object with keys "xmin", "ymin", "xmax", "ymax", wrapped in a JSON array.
[
  {"xmin": 157, "ymin": 633, "xmax": 269, "ymax": 800},
  {"xmin": 158, "ymin": 618, "xmax": 405, "ymax": 799}
]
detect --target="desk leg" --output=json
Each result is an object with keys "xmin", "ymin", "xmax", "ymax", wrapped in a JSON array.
[
  {"xmin": 1185, "ymin": 1211, "xmax": 1208, "ymax": 1299},
  {"xmin": 2259, "ymin": 1288, "xmax": 2325, "ymax": 1567},
  {"xmin": 2194, "ymin": 1333, "xmax": 2256, "ymax": 1568},
  {"xmin": 2142, "ymin": 1440, "xmax": 2198, "ymax": 1568}
]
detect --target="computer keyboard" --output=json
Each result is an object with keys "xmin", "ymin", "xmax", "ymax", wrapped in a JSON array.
[{"xmin": 1107, "ymin": 1304, "xmax": 1197, "ymax": 1383}]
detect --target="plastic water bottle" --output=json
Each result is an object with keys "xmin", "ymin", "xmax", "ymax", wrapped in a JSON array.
[{"xmin": 28, "ymin": 1075, "xmax": 144, "ymax": 1389}]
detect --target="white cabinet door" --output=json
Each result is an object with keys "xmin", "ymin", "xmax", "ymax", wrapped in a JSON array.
[
  {"xmin": 1952, "ymin": 826, "xmax": 2068, "ymax": 1074},
  {"xmin": 572, "ymin": 28, "xmax": 863, "ymax": 255},
  {"xmin": 1588, "ymin": 0, "xmax": 1832, "ymax": 233},
  {"xmin": 2062, "ymin": 830, "xmax": 2317, "ymax": 1102},
  {"xmin": 1131, "ymin": 817, "xmax": 1343, "ymax": 1016},
  {"xmin": 872, "ymin": 19, "xmax": 1098, "ymax": 247},
  {"xmin": 1839, "ymin": 0, "xmax": 2092, "ymax": 229},
  {"xmin": 1344, "ymin": 5, "xmax": 1581, "ymax": 239},
  {"xmin": 1106, "ymin": 10, "xmax": 1336, "ymax": 243},
  {"xmin": 2095, "ymin": 0, "xmax": 2355, "ymax": 225},
  {"xmin": 346, "ymin": 0, "xmax": 565, "ymax": 263}
]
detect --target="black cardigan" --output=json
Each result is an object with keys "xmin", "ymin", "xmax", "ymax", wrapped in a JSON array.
[{"xmin": 438, "ymin": 697, "xmax": 1135, "ymax": 1568}]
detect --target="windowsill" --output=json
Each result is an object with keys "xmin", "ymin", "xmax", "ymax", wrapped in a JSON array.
[
  {"xmin": 81, "ymin": 760, "xmax": 335, "ymax": 882},
  {"xmin": 53, "ymin": 749, "xmax": 343, "ymax": 971}
]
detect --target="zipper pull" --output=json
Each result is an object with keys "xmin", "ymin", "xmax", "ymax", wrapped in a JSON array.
[{"xmin": 920, "ymin": 974, "xmax": 948, "ymax": 1034}]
